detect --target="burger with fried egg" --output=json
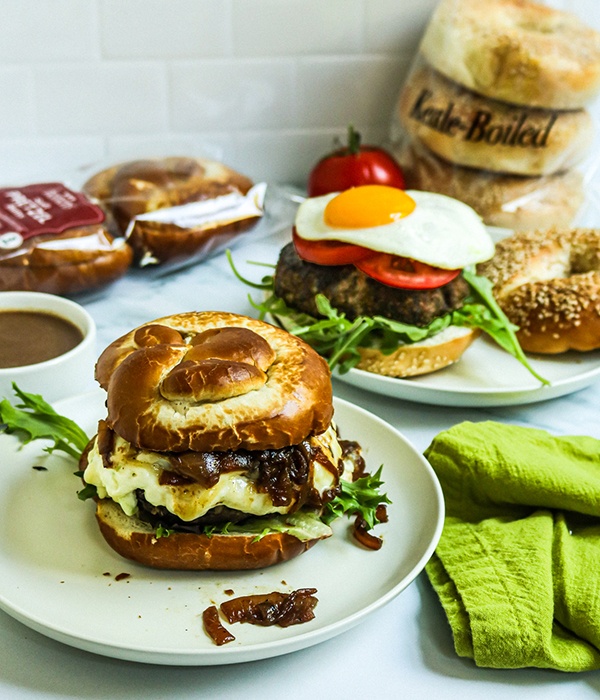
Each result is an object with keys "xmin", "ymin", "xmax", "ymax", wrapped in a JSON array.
[
  {"xmin": 251, "ymin": 185, "xmax": 545, "ymax": 382},
  {"xmin": 79, "ymin": 311, "xmax": 383, "ymax": 570}
]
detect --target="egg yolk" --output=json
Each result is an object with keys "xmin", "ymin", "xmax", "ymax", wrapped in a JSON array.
[{"xmin": 324, "ymin": 185, "xmax": 416, "ymax": 229}]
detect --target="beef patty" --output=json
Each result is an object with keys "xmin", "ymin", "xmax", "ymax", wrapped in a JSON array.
[{"xmin": 273, "ymin": 243, "xmax": 469, "ymax": 327}]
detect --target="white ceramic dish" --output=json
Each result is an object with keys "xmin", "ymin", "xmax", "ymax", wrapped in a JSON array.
[
  {"xmin": 333, "ymin": 336, "xmax": 600, "ymax": 407},
  {"xmin": 0, "ymin": 291, "xmax": 97, "ymax": 402},
  {"xmin": 0, "ymin": 389, "xmax": 443, "ymax": 666}
]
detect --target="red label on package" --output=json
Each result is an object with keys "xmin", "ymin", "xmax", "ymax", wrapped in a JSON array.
[{"xmin": 0, "ymin": 182, "xmax": 105, "ymax": 251}]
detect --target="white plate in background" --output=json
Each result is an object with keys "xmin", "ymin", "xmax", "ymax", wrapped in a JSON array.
[{"xmin": 334, "ymin": 337, "xmax": 600, "ymax": 407}]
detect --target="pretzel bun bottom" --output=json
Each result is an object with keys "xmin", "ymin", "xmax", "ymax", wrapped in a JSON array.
[
  {"xmin": 95, "ymin": 499, "xmax": 323, "ymax": 570},
  {"xmin": 355, "ymin": 326, "xmax": 478, "ymax": 378},
  {"xmin": 477, "ymin": 228, "xmax": 600, "ymax": 353}
]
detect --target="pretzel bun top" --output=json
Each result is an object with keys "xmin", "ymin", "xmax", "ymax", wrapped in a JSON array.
[{"xmin": 95, "ymin": 311, "xmax": 333, "ymax": 453}]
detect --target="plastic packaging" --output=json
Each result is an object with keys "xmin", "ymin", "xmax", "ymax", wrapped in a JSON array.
[
  {"xmin": 0, "ymin": 182, "xmax": 132, "ymax": 296},
  {"xmin": 82, "ymin": 156, "xmax": 266, "ymax": 274},
  {"xmin": 389, "ymin": 0, "xmax": 600, "ymax": 232}
]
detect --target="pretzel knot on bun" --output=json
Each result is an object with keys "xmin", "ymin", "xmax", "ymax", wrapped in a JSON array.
[
  {"xmin": 95, "ymin": 311, "xmax": 334, "ymax": 452},
  {"xmin": 477, "ymin": 228, "xmax": 600, "ymax": 353}
]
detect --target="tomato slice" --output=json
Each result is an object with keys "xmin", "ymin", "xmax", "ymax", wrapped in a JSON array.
[
  {"xmin": 355, "ymin": 253, "xmax": 460, "ymax": 289},
  {"xmin": 292, "ymin": 228, "xmax": 373, "ymax": 266}
]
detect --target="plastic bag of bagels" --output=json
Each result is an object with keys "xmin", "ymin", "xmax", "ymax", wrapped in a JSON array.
[
  {"xmin": 81, "ymin": 156, "xmax": 266, "ymax": 275},
  {"xmin": 0, "ymin": 181, "xmax": 133, "ymax": 296},
  {"xmin": 389, "ymin": 0, "xmax": 600, "ymax": 232}
]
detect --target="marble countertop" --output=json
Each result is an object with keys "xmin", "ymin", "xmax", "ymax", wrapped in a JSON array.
[{"xmin": 2, "ymin": 200, "xmax": 600, "ymax": 699}]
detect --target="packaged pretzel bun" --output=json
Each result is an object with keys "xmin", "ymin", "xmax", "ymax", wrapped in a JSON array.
[
  {"xmin": 390, "ymin": 0, "xmax": 600, "ymax": 231},
  {"xmin": 83, "ymin": 156, "xmax": 266, "ymax": 270},
  {"xmin": 0, "ymin": 182, "xmax": 132, "ymax": 295}
]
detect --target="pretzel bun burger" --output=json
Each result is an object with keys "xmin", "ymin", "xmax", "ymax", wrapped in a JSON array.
[
  {"xmin": 79, "ymin": 311, "xmax": 374, "ymax": 570},
  {"xmin": 259, "ymin": 185, "xmax": 546, "ymax": 383}
]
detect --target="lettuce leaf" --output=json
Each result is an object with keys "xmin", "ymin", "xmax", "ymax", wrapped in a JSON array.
[{"xmin": 222, "ymin": 510, "xmax": 334, "ymax": 542}]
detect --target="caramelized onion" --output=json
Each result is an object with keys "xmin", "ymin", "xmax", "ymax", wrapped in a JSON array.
[
  {"xmin": 96, "ymin": 420, "xmax": 116, "ymax": 469},
  {"xmin": 376, "ymin": 504, "xmax": 389, "ymax": 524},
  {"xmin": 341, "ymin": 439, "xmax": 366, "ymax": 480},
  {"xmin": 220, "ymin": 588, "xmax": 318, "ymax": 628},
  {"xmin": 202, "ymin": 605, "xmax": 236, "ymax": 646},
  {"xmin": 353, "ymin": 515, "xmax": 383, "ymax": 550}
]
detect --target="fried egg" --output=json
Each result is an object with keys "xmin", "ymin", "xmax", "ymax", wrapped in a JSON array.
[{"xmin": 295, "ymin": 185, "xmax": 494, "ymax": 269}]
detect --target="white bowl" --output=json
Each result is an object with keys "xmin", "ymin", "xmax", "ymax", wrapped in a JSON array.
[{"xmin": 0, "ymin": 291, "xmax": 97, "ymax": 403}]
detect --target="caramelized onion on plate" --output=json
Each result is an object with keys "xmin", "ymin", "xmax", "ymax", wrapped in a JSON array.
[{"xmin": 202, "ymin": 588, "xmax": 319, "ymax": 645}]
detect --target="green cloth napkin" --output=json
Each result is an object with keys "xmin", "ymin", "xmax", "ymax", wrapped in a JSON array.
[{"xmin": 424, "ymin": 420, "xmax": 600, "ymax": 672}]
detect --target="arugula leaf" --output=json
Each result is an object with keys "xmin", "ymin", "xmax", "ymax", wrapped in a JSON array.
[
  {"xmin": 231, "ymin": 253, "xmax": 548, "ymax": 384},
  {"xmin": 0, "ymin": 384, "xmax": 89, "ymax": 459},
  {"xmin": 322, "ymin": 467, "xmax": 391, "ymax": 529},
  {"xmin": 156, "ymin": 525, "xmax": 175, "ymax": 539},
  {"xmin": 460, "ymin": 269, "xmax": 549, "ymax": 385},
  {"xmin": 225, "ymin": 249, "xmax": 274, "ymax": 290},
  {"xmin": 76, "ymin": 483, "xmax": 97, "ymax": 501}
]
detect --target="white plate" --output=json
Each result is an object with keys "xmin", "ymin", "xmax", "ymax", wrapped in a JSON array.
[
  {"xmin": 0, "ymin": 390, "xmax": 443, "ymax": 666},
  {"xmin": 334, "ymin": 337, "xmax": 600, "ymax": 407}
]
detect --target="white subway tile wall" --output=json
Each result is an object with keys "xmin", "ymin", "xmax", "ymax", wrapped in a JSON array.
[
  {"xmin": 0, "ymin": 0, "xmax": 598, "ymax": 188},
  {"xmin": 0, "ymin": 0, "xmax": 436, "ymax": 185}
]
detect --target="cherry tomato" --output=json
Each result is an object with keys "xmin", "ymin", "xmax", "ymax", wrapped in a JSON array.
[
  {"xmin": 292, "ymin": 228, "xmax": 373, "ymax": 266},
  {"xmin": 355, "ymin": 253, "xmax": 461, "ymax": 290},
  {"xmin": 307, "ymin": 126, "xmax": 406, "ymax": 197}
]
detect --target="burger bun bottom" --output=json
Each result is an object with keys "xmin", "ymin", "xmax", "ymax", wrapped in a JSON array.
[
  {"xmin": 355, "ymin": 325, "xmax": 478, "ymax": 378},
  {"xmin": 95, "ymin": 499, "xmax": 326, "ymax": 570}
]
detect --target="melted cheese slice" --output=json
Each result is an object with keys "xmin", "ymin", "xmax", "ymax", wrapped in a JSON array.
[{"xmin": 83, "ymin": 424, "xmax": 350, "ymax": 522}]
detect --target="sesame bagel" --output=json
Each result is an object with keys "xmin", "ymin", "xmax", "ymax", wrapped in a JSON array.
[
  {"xmin": 95, "ymin": 311, "xmax": 333, "ymax": 452},
  {"xmin": 419, "ymin": 0, "xmax": 600, "ymax": 109},
  {"xmin": 477, "ymin": 228, "xmax": 600, "ymax": 353}
]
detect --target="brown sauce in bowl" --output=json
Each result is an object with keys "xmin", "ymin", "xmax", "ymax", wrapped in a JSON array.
[{"xmin": 0, "ymin": 311, "xmax": 84, "ymax": 368}]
